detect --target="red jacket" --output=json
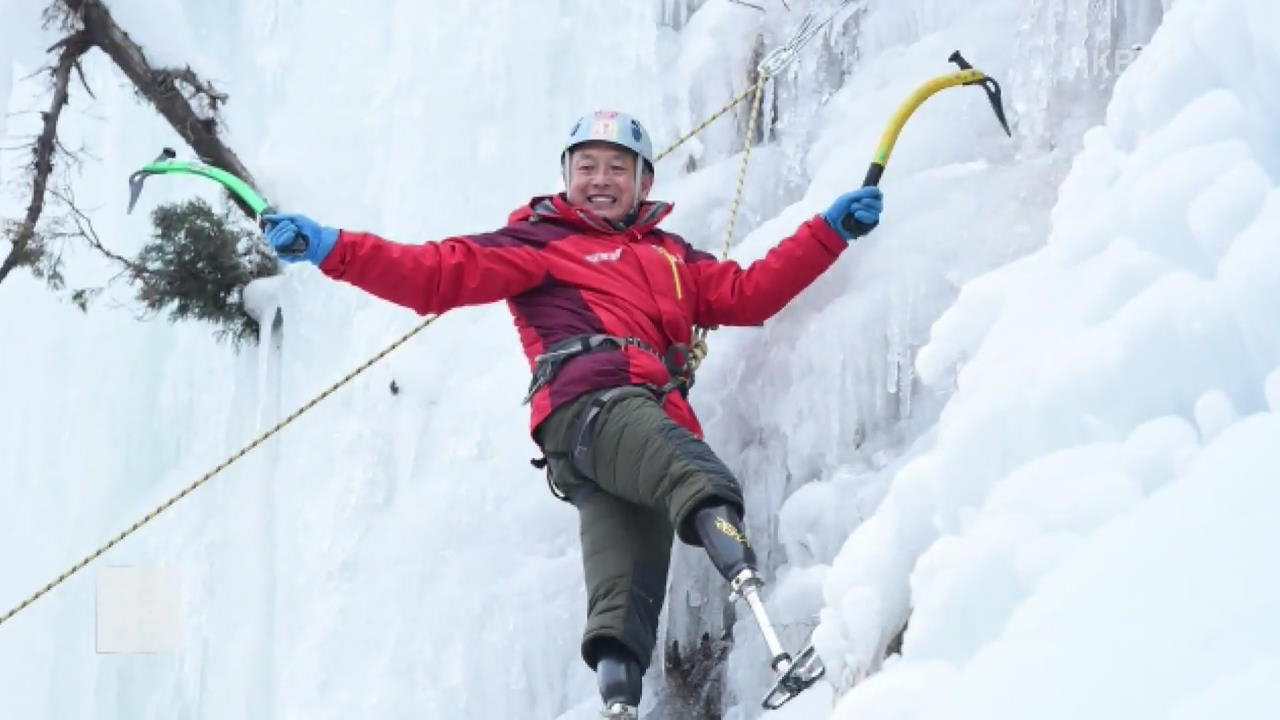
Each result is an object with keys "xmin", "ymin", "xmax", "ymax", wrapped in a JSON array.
[{"xmin": 319, "ymin": 194, "xmax": 847, "ymax": 438}]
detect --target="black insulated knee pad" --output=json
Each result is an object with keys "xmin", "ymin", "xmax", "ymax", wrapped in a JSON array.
[{"xmin": 692, "ymin": 504, "xmax": 758, "ymax": 581}]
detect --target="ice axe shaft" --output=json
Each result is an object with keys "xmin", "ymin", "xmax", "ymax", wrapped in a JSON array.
[{"xmin": 843, "ymin": 50, "xmax": 1012, "ymax": 235}]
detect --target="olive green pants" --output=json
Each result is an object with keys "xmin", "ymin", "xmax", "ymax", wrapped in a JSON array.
[{"xmin": 535, "ymin": 386, "xmax": 745, "ymax": 672}]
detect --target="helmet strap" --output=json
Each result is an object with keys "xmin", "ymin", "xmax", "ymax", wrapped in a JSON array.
[{"xmin": 629, "ymin": 159, "xmax": 643, "ymax": 222}]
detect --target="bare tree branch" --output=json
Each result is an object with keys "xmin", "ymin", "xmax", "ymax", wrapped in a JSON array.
[
  {"xmin": 41, "ymin": 1, "xmax": 79, "ymax": 33},
  {"xmin": 0, "ymin": 31, "xmax": 90, "ymax": 284},
  {"xmin": 154, "ymin": 66, "xmax": 228, "ymax": 112},
  {"xmin": 49, "ymin": 187, "xmax": 138, "ymax": 270},
  {"xmin": 72, "ymin": 56, "xmax": 95, "ymax": 98},
  {"xmin": 62, "ymin": 0, "xmax": 260, "ymax": 213},
  {"xmin": 42, "ymin": 186, "xmax": 134, "ymax": 311}
]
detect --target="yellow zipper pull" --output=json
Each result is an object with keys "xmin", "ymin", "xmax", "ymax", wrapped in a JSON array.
[{"xmin": 655, "ymin": 247, "xmax": 683, "ymax": 299}]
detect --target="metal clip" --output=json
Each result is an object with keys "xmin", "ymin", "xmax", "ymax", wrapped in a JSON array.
[{"xmin": 757, "ymin": 0, "xmax": 859, "ymax": 78}]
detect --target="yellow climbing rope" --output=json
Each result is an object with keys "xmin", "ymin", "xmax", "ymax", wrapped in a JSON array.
[
  {"xmin": 689, "ymin": 72, "xmax": 769, "ymax": 372},
  {"xmin": 0, "ymin": 318, "xmax": 431, "ymax": 627}
]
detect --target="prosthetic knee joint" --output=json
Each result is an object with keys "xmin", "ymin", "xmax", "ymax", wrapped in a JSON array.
[{"xmin": 693, "ymin": 505, "xmax": 826, "ymax": 710}]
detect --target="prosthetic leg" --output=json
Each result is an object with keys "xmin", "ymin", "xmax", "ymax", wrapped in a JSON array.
[
  {"xmin": 599, "ymin": 703, "xmax": 639, "ymax": 720},
  {"xmin": 596, "ymin": 642, "xmax": 642, "ymax": 719},
  {"xmin": 693, "ymin": 505, "xmax": 826, "ymax": 710}
]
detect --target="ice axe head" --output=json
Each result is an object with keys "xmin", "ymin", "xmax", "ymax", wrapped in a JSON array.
[
  {"xmin": 949, "ymin": 51, "xmax": 1012, "ymax": 137},
  {"xmin": 126, "ymin": 147, "xmax": 177, "ymax": 213}
]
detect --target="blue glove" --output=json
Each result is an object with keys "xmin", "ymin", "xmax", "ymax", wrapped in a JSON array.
[
  {"xmin": 822, "ymin": 186, "xmax": 883, "ymax": 242},
  {"xmin": 262, "ymin": 213, "xmax": 339, "ymax": 265}
]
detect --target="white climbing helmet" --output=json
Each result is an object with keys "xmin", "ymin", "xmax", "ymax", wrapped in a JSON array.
[{"xmin": 561, "ymin": 109, "xmax": 655, "ymax": 176}]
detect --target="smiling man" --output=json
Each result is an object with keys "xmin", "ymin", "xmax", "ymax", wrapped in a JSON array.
[
  {"xmin": 563, "ymin": 130, "xmax": 653, "ymax": 225},
  {"xmin": 262, "ymin": 109, "xmax": 882, "ymax": 718}
]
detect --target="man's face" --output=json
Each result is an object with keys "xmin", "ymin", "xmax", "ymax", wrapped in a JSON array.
[{"xmin": 565, "ymin": 141, "xmax": 653, "ymax": 223}]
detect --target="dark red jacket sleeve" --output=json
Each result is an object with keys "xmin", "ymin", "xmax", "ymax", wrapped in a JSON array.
[
  {"xmin": 317, "ymin": 229, "xmax": 548, "ymax": 315},
  {"xmin": 686, "ymin": 214, "xmax": 847, "ymax": 327}
]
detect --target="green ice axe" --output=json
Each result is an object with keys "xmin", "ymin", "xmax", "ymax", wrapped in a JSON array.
[
  {"xmin": 843, "ymin": 50, "xmax": 1011, "ymax": 236},
  {"xmin": 126, "ymin": 148, "xmax": 307, "ymax": 254}
]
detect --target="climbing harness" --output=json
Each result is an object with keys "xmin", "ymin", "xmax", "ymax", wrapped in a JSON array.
[
  {"xmin": 532, "ymin": 385, "xmax": 630, "ymax": 502},
  {"xmin": 523, "ymin": 333, "xmax": 695, "ymax": 406},
  {"xmin": 525, "ymin": 334, "xmax": 696, "ymax": 501}
]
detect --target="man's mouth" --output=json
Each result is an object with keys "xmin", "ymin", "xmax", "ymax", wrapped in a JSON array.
[{"xmin": 588, "ymin": 194, "xmax": 618, "ymax": 208}]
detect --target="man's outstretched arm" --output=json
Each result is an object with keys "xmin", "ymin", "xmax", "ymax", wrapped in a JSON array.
[
  {"xmin": 264, "ymin": 213, "xmax": 547, "ymax": 315},
  {"xmin": 688, "ymin": 187, "xmax": 882, "ymax": 327}
]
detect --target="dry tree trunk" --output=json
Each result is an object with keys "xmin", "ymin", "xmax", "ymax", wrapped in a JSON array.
[{"xmin": 0, "ymin": 33, "xmax": 90, "ymax": 284}]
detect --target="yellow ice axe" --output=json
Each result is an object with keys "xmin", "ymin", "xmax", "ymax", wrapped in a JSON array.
[{"xmin": 842, "ymin": 50, "xmax": 1011, "ymax": 235}]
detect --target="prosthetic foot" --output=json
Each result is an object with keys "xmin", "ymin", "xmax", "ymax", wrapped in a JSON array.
[
  {"xmin": 596, "ymin": 645, "xmax": 641, "ymax": 719},
  {"xmin": 600, "ymin": 704, "xmax": 638, "ymax": 720},
  {"xmin": 730, "ymin": 568, "xmax": 826, "ymax": 710},
  {"xmin": 693, "ymin": 505, "xmax": 826, "ymax": 710}
]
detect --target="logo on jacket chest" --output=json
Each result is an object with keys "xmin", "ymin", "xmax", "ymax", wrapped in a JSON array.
[{"xmin": 584, "ymin": 248, "xmax": 624, "ymax": 264}]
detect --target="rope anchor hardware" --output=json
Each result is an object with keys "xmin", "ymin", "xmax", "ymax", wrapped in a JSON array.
[{"xmin": 757, "ymin": 0, "xmax": 861, "ymax": 78}]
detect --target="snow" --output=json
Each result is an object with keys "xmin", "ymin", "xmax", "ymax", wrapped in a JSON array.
[
  {"xmin": 914, "ymin": 408, "xmax": 1280, "ymax": 720},
  {"xmin": 2, "ymin": 0, "xmax": 1278, "ymax": 718}
]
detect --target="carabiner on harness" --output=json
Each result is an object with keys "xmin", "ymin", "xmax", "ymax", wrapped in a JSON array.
[{"xmin": 656, "ymin": 342, "xmax": 696, "ymax": 397}]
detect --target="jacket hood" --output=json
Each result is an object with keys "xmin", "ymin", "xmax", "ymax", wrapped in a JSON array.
[{"xmin": 508, "ymin": 194, "xmax": 673, "ymax": 236}]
